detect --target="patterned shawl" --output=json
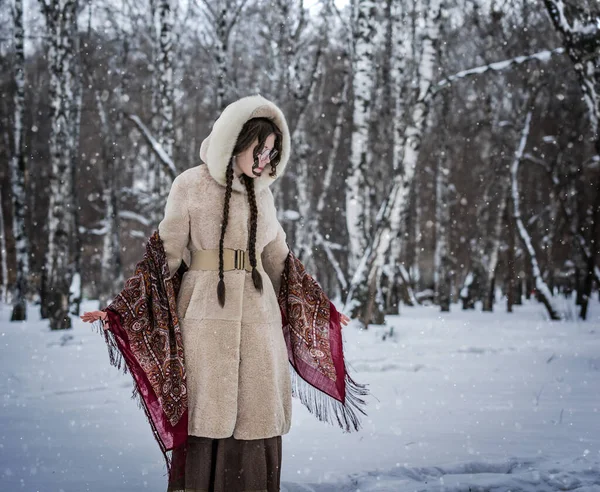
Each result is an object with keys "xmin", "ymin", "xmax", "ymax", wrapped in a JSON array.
[{"xmin": 94, "ymin": 230, "xmax": 368, "ymax": 484}]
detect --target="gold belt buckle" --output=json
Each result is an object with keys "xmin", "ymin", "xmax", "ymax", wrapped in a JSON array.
[{"xmin": 233, "ymin": 249, "xmax": 246, "ymax": 270}]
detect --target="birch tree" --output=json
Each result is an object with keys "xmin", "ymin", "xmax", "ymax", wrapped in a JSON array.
[
  {"xmin": 433, "ymin": 91, "xmax": 452, "ymax": 312},
  {"xmin": 0, "ymin": 189, "xmax": 8, "ymax": 304},
  {"xmin": 38, "ymin": 0, "xmax": 80, "ymax": 330},
  {"xmin": 346, "ymin": 0, "xmax": 378, "ymax": 273},
  {"xmin": 510, "ymin": 108, "xmax": 561, "ymax": 320},
  {"xmin": 543, "ymin": 0, "xmax": 600, "ymax": 320},
  {"xmin": 196, "ymin": 0, "xmax": 248, "ymax": 112},
  {"xmin": 9, "ymin": 0, "xmax": 29, "ymax": 321},
  {"xmin": 93, "ymin": 82, "xmax": 124, "ymax": 308},
  {"xmin": 345, "ymin": 0, "xmax": 443, "ymax": 324},
  {"xmin": 148, "ymin": 0, "xmax": 176, "ymax": 226}
]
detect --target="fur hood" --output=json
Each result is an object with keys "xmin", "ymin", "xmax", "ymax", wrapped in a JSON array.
[{"xmin": 199, "ymin": 95, "xmax": 291, "ymax": 194}]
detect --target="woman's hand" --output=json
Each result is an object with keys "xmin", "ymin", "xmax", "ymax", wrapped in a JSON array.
[
  {"xmin": 339, "ymin": 313, "xmax": 350, "ymax": 327},
  {"xmin": 80, "ymin": 310, "xmax": 110, "ymax": 331}
]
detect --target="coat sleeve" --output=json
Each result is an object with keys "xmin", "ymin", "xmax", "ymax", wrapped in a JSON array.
[
  {"xmin": 261, "ymin": 219, "xmax": 289, "ymax": 296},
  {"xmin": 158, "ymin": 176, "xmax": 190, "ymax": 279}
]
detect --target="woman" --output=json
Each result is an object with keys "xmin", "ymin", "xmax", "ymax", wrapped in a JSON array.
[{"xmin": 82, "ymin": 95, "xmax": 356, "ymax": 492}]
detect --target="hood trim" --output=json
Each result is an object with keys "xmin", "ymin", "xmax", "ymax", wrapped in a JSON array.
[{"xmin": 199, "ymin": 95, "xmax": 291, "ymax": 194}]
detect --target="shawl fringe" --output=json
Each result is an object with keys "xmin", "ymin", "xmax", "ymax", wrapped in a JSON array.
[
  {"xmin": 91, "ymin": 232, "xmax": 369, "ymax": 486},
  {"xmin": 289, "ymin": 360, "xmax": 369, "ymax": 433}
]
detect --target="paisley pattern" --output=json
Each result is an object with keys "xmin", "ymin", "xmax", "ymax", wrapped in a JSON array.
[
  {"xmin": 99, "ymin": 232, "xmax": 368, "ymax": 483},
  {"xmin": 277, "ymin": 247, "xmax": 369, "ymax": 433},
  {"xmin": 105, "ymin": 230, "xmax": 188, "ymax": 427}
]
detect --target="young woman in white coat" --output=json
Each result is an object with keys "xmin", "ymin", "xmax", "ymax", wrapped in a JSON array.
[{"xmin": 82, "ymin": 94, "xmax": 350, "ymax": 491}]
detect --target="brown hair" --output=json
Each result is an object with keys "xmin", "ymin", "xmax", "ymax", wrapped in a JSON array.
[{"xmin": 216, "ymin": 117, "xmax": 283, "ymax": 307}]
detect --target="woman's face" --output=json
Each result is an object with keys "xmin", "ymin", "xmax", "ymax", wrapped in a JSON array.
[{"xmin": 234, "ymin": 133, "xmax": 276, "ymax": 179}]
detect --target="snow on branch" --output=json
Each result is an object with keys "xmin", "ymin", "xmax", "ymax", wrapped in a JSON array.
[
  {"xmin": 433, "ymin": 47, "xmax": 565, "ymax": 95},
  {"xmin": 118, "ymin": 210, "xmax": 152, "ymax": 227},
  {"xmin": 127, "ymin": 114, "xmax": 177, "ymax": 179}
]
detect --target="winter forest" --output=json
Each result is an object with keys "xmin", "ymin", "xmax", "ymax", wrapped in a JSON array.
[
  {"xmin": 1, "ymin": 0, "xmax": 600, "ymax": 490},
  {"xmin": 0, "ymin": 0, "xmax": 598, "ymax": 328}
]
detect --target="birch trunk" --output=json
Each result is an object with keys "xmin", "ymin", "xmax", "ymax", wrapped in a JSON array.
[
  {"xmin": 39, "ymin": 0, "xmax": 80, "ymax": 330},
  {"xmin": 384, "ymin": 0, "xmax": 415, "ymax": 312},
  {"xmin": 346, "ymin": 0, "xmax": 378, "ymax": 273},
  {"xmin": 433, "ymin": 99, "xmax": 451, "ymax": 312},
  {"xmin": 511, "ymin": 110, "xmax": 561, "ymax": 320},
  {"xmin": 293, "ymin": 4, "xmax": 329, "ymax": 271},
  {"xmin": 345, "ymin": 0, "xmax": 441, "ymax": 324},
  {"xmin": 150, "ymin": 0, "xmax": 175, "ymax": 226},
  {"xmin": 157, "ymin": 0, "xmax": 174, "ymax": 162},
  {"xmin": 311, "ymin": 45, "xmax": 352, "ymax": 297},
  {"xmin": 410, "ymin": 184, "xmax": 421, "ymax": 293},
  {"xmin": 506, "ymin": 193, "xmax": 516, "ymax": 313},
  {"xmin": 482, "ymin": 183, "xmax": 509, "ymax": 312},
  {"xmin": 543, "ymin": 0, "xmax": 600, "ymax": 319},
  {"xmin": 94, "ymin": 90, "xmax": 124, "ymax": 308},
  {"xmin": 69, "ymin": 41, "xmax": 82, "ymax": 316},
  {"xmin": 0, "ymin": 189, "xmax": 8, "ymax": 304},
  {"xmin": 9, "ymin": 0, "xmax": 29, "ymax": 321},
  {"xmin": 215, "ymin": 2, "xmax": 229, "ymax": 111}
]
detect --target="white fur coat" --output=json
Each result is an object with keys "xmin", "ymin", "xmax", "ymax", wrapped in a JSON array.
[{"xmin": 158, "ymin": 95, "xmax": 293, "ymax": 439}]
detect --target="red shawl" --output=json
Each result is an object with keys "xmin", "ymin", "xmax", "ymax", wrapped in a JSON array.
[{"xmin": 95, "ymin": 230, "xmax": 368, "ymax": 483}]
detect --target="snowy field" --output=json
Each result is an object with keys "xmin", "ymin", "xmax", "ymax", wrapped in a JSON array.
[{"xmin": 1, "ymin": 296, "xmax": 600, "ymax": 492}]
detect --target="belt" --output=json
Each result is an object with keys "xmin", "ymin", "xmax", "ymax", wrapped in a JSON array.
[{"xmin": 189, "ymin": 248, "xmax": 262, "ymax": 272}]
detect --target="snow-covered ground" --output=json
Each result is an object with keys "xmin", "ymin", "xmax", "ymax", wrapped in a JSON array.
[{"xmin": 1, "ymin": 295, "xmax": 600, "ymax": 491}]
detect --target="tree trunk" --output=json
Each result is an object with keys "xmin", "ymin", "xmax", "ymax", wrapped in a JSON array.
[
  {"xmin": 511, "ymin": 110, "xmax": 560, "ymax": 320},
  {"xmin": 150, "ymin": 0, "xmax": 175, "ymax": 226},
  {"xmin": 434, "ymin": 92, "xmax": 451, "ymax": 312},
  {"xmin": 482, "ymin": 185, "xmax": 509, "ymax": 312},
  {"xmin": 345, "ymin": 0, "xmax": 441, "ymax": 325},
  {"xmin": 543, "ymin": 1, "xmax": 600, "ymax": 319},
  {"xmin": 506, "ymin": 195, "xmax": 516, "ymax": 313},
  {"xmin": 69, "ymin": 41, "xmax": 83, "ymax": 317},
  {"xmin": 0, "ymin": 189, "xmax": 8, "ymax": 304},
  {"xmin": 579, "ymin": 163, "xmax": 600, "ymax": 319},
  {"xmin": 94, "ymin": 88, "xmax": 124, "ymax": 308},
  {"xmin": 346, "ymin": 0, "xmax": 378, "ymax": 273},
  {"xmin": 39, "ymin": 0, "xmax": 80, "ymax": 330},
  {"xmin": 9, "ymin": 0, "xmax": 29, "ymax": 321}
]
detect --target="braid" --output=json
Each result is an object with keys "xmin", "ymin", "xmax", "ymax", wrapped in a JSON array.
[
  {"xmin": 242, "ymin": 173, "xmax": 263, "ymax": 294},
  {"xmin": 217, "ymin": 158, "xmax": 235, "ymax": 307}
]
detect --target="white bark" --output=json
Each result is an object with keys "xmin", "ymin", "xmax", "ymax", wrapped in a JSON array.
[
  {"xmin": 9, "ymin": 0, "xmax": 29, "ymax": 320},
  {"xmin": 199, "ymin": 0, "xmax": 248, "ymax": 110},
  {"xmin": 411, "ymin": 184, "xmax": 421, "ymax": 288},
  {"xmin": 157, "ymin": 0, "xmax": 175, "ymax": 161},
  {"xmin": 483, "ymin": 181, "xmax": 509, "ymax": 311},
  {"xmin": 94, "ymin": 89, "xmax": 124, "ymax": 307},
  {"xmin": 543, "ymin": 0, "xmax": 599, "ymax": 133},
  {"xmin": 345, "ymin": 0, "xmax": 441, "ymax": 321},
  {"xmin": 147, "ymin": 0, "xmax": 176, "ymax": 225},
  {"xmin": 510, "ymin": 110, "xmax": 561, "ymax": 320},
  {"xmin": 346, "ymin": 0, "xmax": 378, "ymax": 272},
  {"xmin": 383, "ymin": 0, "xmax": 441, "ymax": 306},
  {"xmin": 39, "ymin": 0, "xmax": 80, "ymax": 330},
  {"xmin": 0, "ymin": 189, "xmax": 8, "ymax": 304},
  {"xmin": 293, "ymin": 4, "xmax": 328, "ymax": 270},
  {"xmin": 128, "ymin": 114, "xmax": 177, "ymax": 178},
  {"xmin": 390, "ymin": 0, "xmax": 408, "ymax": 173},
  {"xmin": 543, "ymin": 0, "xmax": 600, "ymax": 320}
]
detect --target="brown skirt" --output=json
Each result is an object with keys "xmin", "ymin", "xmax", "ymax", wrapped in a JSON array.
[{"xmin": 166, "ymin": 434, "xmax": 283, "ymax": 492}]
